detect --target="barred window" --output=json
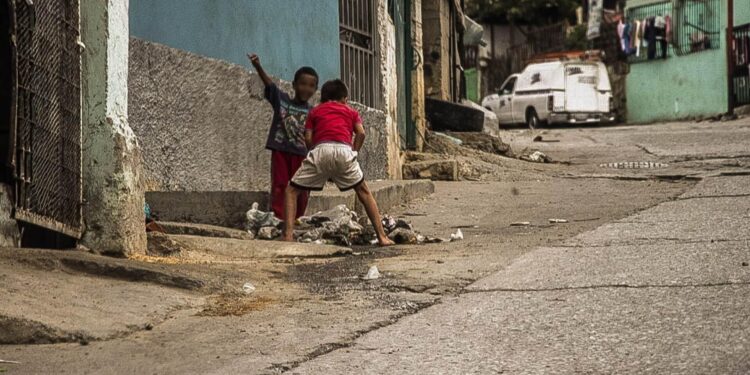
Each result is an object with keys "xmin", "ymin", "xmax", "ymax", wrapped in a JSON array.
[
  {"xmin": 626, "ymin": 0, "xmax": 721, "ymax": 64},
  {"xmin": 672, "ymin": 0, "xmax": 721, "ymax": 56}
]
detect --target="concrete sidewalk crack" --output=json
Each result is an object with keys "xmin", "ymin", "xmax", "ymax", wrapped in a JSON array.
[
  {"xmin": 635, "ymin": 144, "xmax": 659, "ymax": 157},
  {"xmin": 559, "ymin": 238, "xmax": 748, "ymax": 248},
  {"xmin": 465, "ymin": 281, "xmax": 750, "ymax": 294},
  {"xmin": 671, "ymin": 154, "xmax": 750, "ymax": 163},
  {"xmin": 677, "ymin": 193, "xmax": 750, "ymax": 200},
  {"xmin": 265, "ymin": 298, "xmax": 441, "ymax": 374}
]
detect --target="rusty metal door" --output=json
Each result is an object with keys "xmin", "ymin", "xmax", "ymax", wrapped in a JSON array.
[{"xmin": 11, "ymin": 0, "xmax": 82, "ymax": 238}]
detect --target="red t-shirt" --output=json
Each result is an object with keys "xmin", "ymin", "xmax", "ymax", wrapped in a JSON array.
[{"xmin": 305, "ymin": 101, "xmax": 362, "ymax": 146}]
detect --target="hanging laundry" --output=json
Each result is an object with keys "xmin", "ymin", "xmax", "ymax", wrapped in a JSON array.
[
  {"xmin": 634, "ymin": 19, "xmax": 642, "ymax": 57},
  {"xmin": 645, "ymin": 17, "xmax": 657, "ymax": 59},
  {"xmin": 621, "ymin": 21, "xmax": 636, "ymax": 55},
  {"xmin": 617, "ymin": 20, "xmax": 626, "ymax": 52},
  {"xmin": 654, "ymin": 15, "xmax": 667, "ymax": 59}
]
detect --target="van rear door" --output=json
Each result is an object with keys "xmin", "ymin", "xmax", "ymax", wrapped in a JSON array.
[{"xmin": 564, "ymin": 63, "xmax": 599, "ymax": 112}]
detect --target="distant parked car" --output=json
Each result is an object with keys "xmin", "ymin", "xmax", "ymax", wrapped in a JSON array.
[{"xmin": 482, "ymin": 60, "xmax": 614, "ymax": 129}]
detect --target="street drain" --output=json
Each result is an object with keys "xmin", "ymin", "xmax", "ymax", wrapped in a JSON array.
[{"xmin": 599, "ymin": 162, "xmax": 669, "ymax": 169}]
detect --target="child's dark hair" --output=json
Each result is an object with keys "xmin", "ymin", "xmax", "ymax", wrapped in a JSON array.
[
  {"xmin": 320, "ymin": 79, "xmax": 349, "ymax": 102},
  {"xmin": 294, "ymin": 66, "xmax": 319, "ymax": 86}
]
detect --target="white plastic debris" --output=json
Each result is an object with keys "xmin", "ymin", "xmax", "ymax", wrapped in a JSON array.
[
  {"xmin": 549, "ymin": 218, "xmax": 569, "ymax": 223},
  {"xmin": 257, "ymin": 226, "xmax": 280, "ymax": 240},
  {"xmin": 363, "ymin": 265, "xmax": 381, "ymax": 280},
  {"xmin": 246, "ymin": 202, "xmax": 281, "ymax": 232},
  {"xmin": 450, "ymin": 229, "xmax": 464, "ymax": 241},
  {"xmin": 522, "ymin": 151, "xmax": 550, "ymax": 163},
  {"xmin": 242, "ymin": 282, "xmax": 256, "ymax": 294},
  {"xmin": 433, "ymin": 132, "xmax": 464, "ymax": 145}
]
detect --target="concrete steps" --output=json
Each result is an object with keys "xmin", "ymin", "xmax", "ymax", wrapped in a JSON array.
[{"xmin": 146, "ymin": 180, "xmax": 435, "ymax": 229}]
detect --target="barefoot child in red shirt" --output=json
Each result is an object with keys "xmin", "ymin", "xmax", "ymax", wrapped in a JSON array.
[
  {"xmin": 282, "ymin": 79, "xmax": 394, "ymax": 246},
  {"xmin": 248, "ymin": 53, "xmax": 318, "ymax": 220}
]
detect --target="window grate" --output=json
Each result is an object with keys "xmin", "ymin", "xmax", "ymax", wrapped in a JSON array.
[
  {"xmin": 626, "ymin": 0, "xmax": 721, "ymax": 64},
  {"xmin": 13, "ymin": 0, "xmax": 82, "ymax": 238},
  {"xmin": 339, "ymin": 0, "xmax": 378, "ymax": 108},
  {"xmin": 672, "ymin": 0, "xmax": 721, "ymax": 56}
]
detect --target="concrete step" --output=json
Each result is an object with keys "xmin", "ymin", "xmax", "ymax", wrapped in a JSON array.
[
  {"xmin": 146, "ymin": 180, "xmax": 435, "ymax": 228},
  {"xmin": 158, "ymin": 221, "xmax": 253, "ymax": 240}
]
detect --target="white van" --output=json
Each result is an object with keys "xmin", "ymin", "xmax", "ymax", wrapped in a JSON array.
[{"xmin": 482, "ymin": 60, "xmax": 614, "ymax": 129}]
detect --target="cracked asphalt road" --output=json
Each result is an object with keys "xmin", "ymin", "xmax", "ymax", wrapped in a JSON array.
[
  {"xmin": 3, "ymin": 119, "xmax": 750, "ymax": 374},
  {"xmin": 291, "ymin": 120, "xmax": 750, "ymax": 374}
]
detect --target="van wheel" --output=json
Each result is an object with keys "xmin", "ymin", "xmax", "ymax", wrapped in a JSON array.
[{"xmin": 526, "ymin": 109, "xmax": 540, "ymax": 130}]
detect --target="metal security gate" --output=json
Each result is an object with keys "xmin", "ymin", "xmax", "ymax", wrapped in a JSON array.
[
  {"xmin": 339, "ymin": 0, "xmax": 378, "ymax": 108},
  {"xmin": 733, "ymin": 24, "xmax": 750, "ymax": 107},
  {"xmin": 11, "ymin": 0, "xmax": 82, "ymax": 238}
]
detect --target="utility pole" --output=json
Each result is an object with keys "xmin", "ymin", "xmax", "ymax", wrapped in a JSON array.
[{"xmin": 727, "ymin": 0, "xmax": 735, "ymax": 114}]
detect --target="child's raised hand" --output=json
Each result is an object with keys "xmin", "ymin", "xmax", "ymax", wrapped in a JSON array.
[{"xmin": 247, "ymin": 53, "xmax": 261, "ymax": 68}]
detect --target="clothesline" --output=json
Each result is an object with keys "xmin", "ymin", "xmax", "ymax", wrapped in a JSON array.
[{"xmin": 618, "ymin": 15, "xmax": 671, "ymax": 60}]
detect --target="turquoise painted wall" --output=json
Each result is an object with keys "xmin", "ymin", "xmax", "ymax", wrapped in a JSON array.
[
  {"xmin": 129, "ymin": 0, "xmax": 340, "ymax": 83},
  {"xmin": 737, "ymin": 1, "xmax": 750, "ymax": 26},
  {"xmin": 625, "ymin": 0, "xmax": 748, "ymax": 123}
]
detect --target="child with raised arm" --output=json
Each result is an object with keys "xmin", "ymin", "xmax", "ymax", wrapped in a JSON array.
[
  {"xmin": 282, "ymin": 79, "xmax": 394, "ymax": 246},
  {"xmin": 248, "ymin": 53, "xmax": 318, "ymax": 220}
]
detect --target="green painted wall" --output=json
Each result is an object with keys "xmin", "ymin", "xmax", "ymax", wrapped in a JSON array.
[
  {"xmin": 129, "ymin": 0, "xmax": 340, "ymax": 84},
  {"xmin": 737, "ymin": 2, "xmax": 750, "ymax": 26},
  {"xmin": 625, "ymin": 0, "xmax": 748, "ymax": 123},
  {"xmin": 627, "ymin": 48, "xmax": 727, "ymax": 123}
]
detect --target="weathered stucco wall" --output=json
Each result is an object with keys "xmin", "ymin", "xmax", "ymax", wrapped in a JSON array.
[
  {"xmin": 375, "ymin": 0, "xmax": 405, "ymax": 178},
  {"xmin": 81, "ymin": 0, "xmax": 146, "ymax": 256},
  {"xmin": 129, "ymin": 38, "xmax": 390, "ymax": 193},
  {"xmin": 422, "ymin": 0, "xmax": 452, "ymax": 100},
  {"xmin": 129, "ymin": 0, "xmax": 341, "ymax": 84},
  {"xmin": 411, "ymin": 0, "xmax": 427, "ymax": 151}
]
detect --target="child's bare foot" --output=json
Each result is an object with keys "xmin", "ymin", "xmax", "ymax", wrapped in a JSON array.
[{"xmin": 378, "ymin": 237, "xmax": 395, "ymax": 247}]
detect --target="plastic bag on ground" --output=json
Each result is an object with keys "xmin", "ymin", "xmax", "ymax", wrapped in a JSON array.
[{"xmin": 246, "ymin": 202, "xmax": 281, "ymax": 232}]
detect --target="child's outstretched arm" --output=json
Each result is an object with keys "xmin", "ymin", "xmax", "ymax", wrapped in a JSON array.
[
  {"xmin": 353, "ymin": 122, "xmax": 366, "ymax": 152},
  {"xmin": 247, "ymin": 53, "xmax": 273, "ymax": 87}
]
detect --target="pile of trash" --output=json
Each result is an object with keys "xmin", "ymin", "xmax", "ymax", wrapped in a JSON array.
[
  {"xmin": 245, "ymin": 203, "xmax": 451, "ymax": 246},
  {"xmin": 245, "ymin": 203, "xmax": 282, "ymax": 240}
]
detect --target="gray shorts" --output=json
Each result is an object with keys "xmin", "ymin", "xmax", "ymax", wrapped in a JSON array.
[{"xmin": 290, "ymin": 143, "xmax": 364, "ymax": 191}]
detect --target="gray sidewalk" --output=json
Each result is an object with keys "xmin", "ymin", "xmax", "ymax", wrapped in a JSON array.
[{"xmin": 293, "ymin": 175, "xmax": 750, "ymax": 374}]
